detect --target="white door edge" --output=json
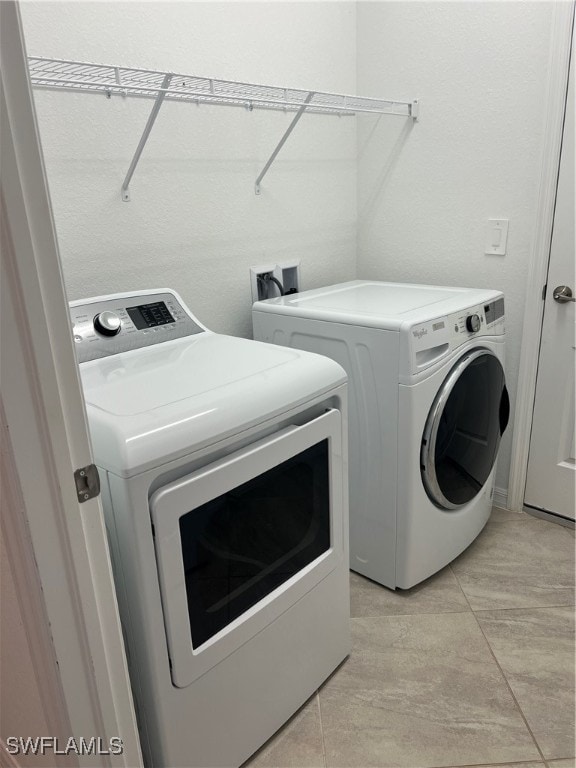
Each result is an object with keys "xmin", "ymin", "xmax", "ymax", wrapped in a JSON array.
[
  {"xmin": 507, "ymin": 0, "xmax": 575, "ymax": 512},
  {"xmin": 1, "ymin": 395, "xmax": 74, "ymax": 749},
  {"xmin": 0, "ymin": 3, "xmax": 142, "ymax": 766}
]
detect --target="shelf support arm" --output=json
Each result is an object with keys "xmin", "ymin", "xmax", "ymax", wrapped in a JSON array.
[
  {"xmin": 255, "ymin": 91, "xmax": 315, "ymax": 195},
  {"xmin": 121, "ymin": 73, "xmax": 173, "ymax": 201}
]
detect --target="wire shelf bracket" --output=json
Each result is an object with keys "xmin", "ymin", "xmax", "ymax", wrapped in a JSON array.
[
  {"xmin": 121, "ymin": 73, "xmax": 172, "ymax": 201},
  {"xmin": 27, "ymin": 56, "xmax": 420, "ymax": 200},
  {"xmin": 255, "ymin": 91, "xmax": 315, "ymax": 195}
]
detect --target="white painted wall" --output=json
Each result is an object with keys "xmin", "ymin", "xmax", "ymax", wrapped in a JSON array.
[
  {"xmin": 20, "ymin": 1, "xmax": 357, "ymax": 338},
  {"xmin": 21, "ymin": 1, "xmax": 559, "ymax": 497},
  {"xmin": 356, "ymin": 1, "xmax": 555, "ymax": 492}
]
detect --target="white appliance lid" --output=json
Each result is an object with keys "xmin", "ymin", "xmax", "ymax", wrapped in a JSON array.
[
  {"xmin": 293, "ymin": 282, "xmax": 459, "ymax": 314},
  {"xmin": 84, "ymin": 333, "xmax": 300, "ymax": 416},
  {"xmin": 81, "ymin": 333, "xmax": 345, "ymax": 477},
  {"xmin": 253, "ymin": 280, "xmax": 502, "ymax": 329}
]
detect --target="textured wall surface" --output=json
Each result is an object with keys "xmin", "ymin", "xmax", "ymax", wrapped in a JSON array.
[
  {"xmin": 356, "ymin": 1, "xmax": 555, "ymax": 491},
  {"xmin": 22, "ymin": 1, "xmax": 558, "ymax": 496},
  {"xmin": 21, "ymin": 1, "xmax": 357, "ymax": 338}
]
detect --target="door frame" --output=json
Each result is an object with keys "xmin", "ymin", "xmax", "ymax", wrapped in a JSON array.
[
  {"xmin": 507, "ymin": 1, "xmax": 575, "ymax": 512},
  {"xmin": 1, "ymin": 2, "xmax": 142, "ymax": 765}
]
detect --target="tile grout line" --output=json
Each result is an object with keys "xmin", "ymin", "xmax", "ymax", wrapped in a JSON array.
[
  {"xmin": 474, "ymin": 627, "xmax": 548, "ymax": 761},
  {"xmin": 313, "ymin": 669, "xmax": 554, "ymax": 768},
  {"xmin": 471, "ymin": 602, "xmax": 575, "ymax": 615},
  {"xmin": 426, "ymin": 760, "xmax": 548, "ymax": 768},
  {"xmin": 448, "ymin": 565, "xmax": 549, "ymax": 764},
  {"xmin": 349, "ymin": 600, "xmax": 573, "ymax": 621},
  {"xmin": 316, "ymin": 689, "xmax": 328, "ymax": 768},
  {"xmin": 350, "ymin": 606, "xmax": 473, "ymax": 620},
  {"xmin": 353, "ymin": 569, "xmax": 569, "ymax": 766}
]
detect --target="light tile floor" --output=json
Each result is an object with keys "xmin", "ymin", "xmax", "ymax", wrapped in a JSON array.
[{"xmin": 244, "ymin": 509, "xmax": 575, "ymax": 768}]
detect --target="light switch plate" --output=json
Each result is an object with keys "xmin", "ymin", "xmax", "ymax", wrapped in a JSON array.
[{"xmin": 485, "ymin": 219, "xmax": 509, "ymax": 256}]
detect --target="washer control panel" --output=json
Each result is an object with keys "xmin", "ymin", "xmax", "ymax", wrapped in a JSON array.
[
  {"xmin": 451, "ymin": 297, "xmax": 505, "ymax": 337},
  {"xmin": 407, "ymin": 296, "xmax": 505, "ymax": 374},
  {"xmin": 70, "ymin": 290, "xmax": 206, "ymax": 363}
]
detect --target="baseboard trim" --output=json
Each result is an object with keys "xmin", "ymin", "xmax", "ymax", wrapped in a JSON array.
[{"xmin": 493, "ymin": 486, "xmax": 509, "ymax": 510}]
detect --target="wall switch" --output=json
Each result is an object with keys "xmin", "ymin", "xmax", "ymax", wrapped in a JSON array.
[{"xmin": 485, "ymin": 219, "xmax": 509, "ymax": 256}]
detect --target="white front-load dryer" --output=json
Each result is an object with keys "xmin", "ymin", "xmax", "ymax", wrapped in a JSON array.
[
  {"xmin": 70, "ymin": 289, "xmax": 350, "ymax": 767},
  {"xmin": 252, "ymin": 280, "xmax": 509, "ymax": 589}
]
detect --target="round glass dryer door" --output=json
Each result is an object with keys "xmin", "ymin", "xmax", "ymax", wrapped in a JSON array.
[{"xmin": 421, "ymin": 349, "xmax": 509, "ymax": 510}]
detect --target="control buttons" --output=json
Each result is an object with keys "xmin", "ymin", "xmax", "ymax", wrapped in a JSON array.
[
  {"xmin": 141, "ymin": 302, "xmax": 174, "ymax": 327},
  {"xmin": 93, "ymin": 311, "xmax": 122, "ymax": 337},
  {"xmin": 465, "ymin": 314, "xmax": 481, "ymax": 333}
]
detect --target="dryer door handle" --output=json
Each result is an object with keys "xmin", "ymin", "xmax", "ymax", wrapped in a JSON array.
[{"xmin": 499, "ymin": 385, "xmax": 510, "ymax": 436}]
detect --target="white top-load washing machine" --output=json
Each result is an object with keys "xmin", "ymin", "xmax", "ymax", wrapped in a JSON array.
[
  {"xmin": 253, "ymin": 280, "xmax": 509, "ymax": 590},
  {"xmin": 70, "ymin": 289, "xmax": 350, "ymax": 768}
]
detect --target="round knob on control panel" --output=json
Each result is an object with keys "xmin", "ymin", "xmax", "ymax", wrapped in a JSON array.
[
  {"xmin": 465, "ymin": 313, "xmax": 481, "ymax": 333},
  {"xmin": 93, "ymin": 311, "xmax": 121, "ymax": 337}
]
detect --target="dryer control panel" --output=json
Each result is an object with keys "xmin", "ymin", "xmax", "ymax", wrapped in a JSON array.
[
  {"xmin": 406, "ymin": 296, "xmax": 505, "ymax": 375},
  {"xmin": 70, "ymin": 290, "xmax": 207, "ymax": 364}
]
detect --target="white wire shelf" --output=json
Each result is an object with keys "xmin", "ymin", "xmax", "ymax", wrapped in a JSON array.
[{"xmin": 28, "ymin": 56, "xmax": 419, "ymax": 199}]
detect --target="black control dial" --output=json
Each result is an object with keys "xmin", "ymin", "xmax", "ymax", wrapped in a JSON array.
[
  {"xmin": 465, "ymin": 314, "xmax": 481, "ymax": 333},
  {"xmin": 93, "ymin": 311, "xmax": 121, "ymax": 337}
]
